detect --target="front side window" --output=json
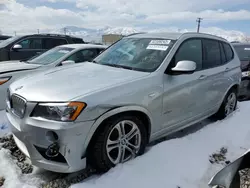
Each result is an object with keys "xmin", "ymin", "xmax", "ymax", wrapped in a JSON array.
[
  {"xmin": 66, "ymin": 49, "xmax": 98, "ymax": 63},
  {"xmin": 173, "ymin": 39, "xmax": 202, "ymax": 71},
  {"xmin": 27, "ymin": 47, "xmax": 74, "ymax": 65},
  {"xmin": 17, "ymin": 38, "xmax": 42, "ymax": 49},
  {"xmin": 202, "ymin": 39, "xmax": 221, "ymax": 69},
  {"xmin": 94, "ymin": 38, "xmax": 175, "ymax": 72},
  {"xmin": 233, "ymin": 45, "xmax": 250, "ymax": 61}
]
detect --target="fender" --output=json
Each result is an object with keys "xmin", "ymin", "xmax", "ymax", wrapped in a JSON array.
[
  {"xmin": 219, "ymin": 83, "xmax": 240, "ymax": 106},
  {"xmin": 82, "ymin": 105, "xmax": 153, "ymax": 156}
]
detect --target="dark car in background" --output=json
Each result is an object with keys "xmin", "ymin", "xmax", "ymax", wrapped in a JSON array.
[
  {"xmin": 232, "ymin": 43, "xmax": 250, "ymax": 101},
  {"xmin": 0, "ymin": 34, "xmax": 85, "ymax": 62},
  {"xmin": 0, "ymin": 35, "xmax": 11, "ymax": 43}
]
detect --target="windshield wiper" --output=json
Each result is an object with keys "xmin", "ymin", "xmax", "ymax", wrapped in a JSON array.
[{"xmin": 102, "ymin": 63, "xmax": 134, "ymax": 70}]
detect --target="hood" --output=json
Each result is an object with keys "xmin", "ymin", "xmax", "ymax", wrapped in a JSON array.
[
  {"xmin": 10, "ymin": 62, "xmax": 150, "ymax": 102},
  {"xmin": 0, "ymin": 61, "xmax": 41, "ymax": 74}
]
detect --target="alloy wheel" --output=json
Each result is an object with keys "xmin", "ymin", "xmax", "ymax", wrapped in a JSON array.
[{"xmin": 106, "ymin": 120, "xmax": 142, "ymax": 164}]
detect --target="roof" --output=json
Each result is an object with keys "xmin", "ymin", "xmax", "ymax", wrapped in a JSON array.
[
  {"xmin": 13, "ymin": 33, "xmax": 83, "ymax": 39},
  {"xmin": 127, "ymin": 32, "xmax": 228, "ymax": 42},
  {"xmin": 59, "ymin": 43, "xmax": 107, "ymax": 49},
  {"xmin": 231, "ymin": 42, "xmax": 250, "ymax": 46}
]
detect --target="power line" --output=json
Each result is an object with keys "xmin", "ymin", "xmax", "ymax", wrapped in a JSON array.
[{"xmin": 196, "ymin": 17, "xmax": 203, "ymax": 33}]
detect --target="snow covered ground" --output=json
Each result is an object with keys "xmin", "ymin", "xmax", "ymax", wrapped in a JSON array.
[{"xmin": 1, "ymin": 101, "xmax": 250, "ymax": 188}]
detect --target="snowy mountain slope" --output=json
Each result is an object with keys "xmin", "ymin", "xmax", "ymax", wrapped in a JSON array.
[
  {"xmin": 1, "ymin": 101, "xmax": 250, "ymax": 188},
  {"xmin": 47, "ymin": 26, "xmax": 250, "ymax": 42}
]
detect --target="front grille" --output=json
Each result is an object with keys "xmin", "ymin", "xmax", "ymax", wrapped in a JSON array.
[{"xmin": 11, "ymin": 94, "xmax": 26, "ymax": 118}]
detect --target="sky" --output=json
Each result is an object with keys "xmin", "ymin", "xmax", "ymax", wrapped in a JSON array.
[{"xmin": 1, "ymin": 0, "xmax": 250, "ymax": 37}]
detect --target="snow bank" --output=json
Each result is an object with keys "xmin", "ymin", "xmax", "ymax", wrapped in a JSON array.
[
  {"xmin": 0, "ymin": 110, "xmax": 10, "ymax": 138},
  {"xmin": 1, "ymin": 102, "xmax": 250, "ymax": 188},
  {"xmin": 72, "ymin": 102, "xmax": 250, "ymax": 188}
]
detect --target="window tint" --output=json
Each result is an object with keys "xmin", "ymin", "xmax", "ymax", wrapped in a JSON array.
[
  {"xmin": 174, "ymin": 39, "xmax": 202, "ymax": 71},
  {"xmin": 66, "ymin": 49, "xmax": 98, "ymax": 63},
  {"xmin": 44, "ymin": 38, "xmax": 68, "ymax": 49},
  {"xmin": 223, "ymin": 43, "xmax": 234, "ymax": 61},
  {"xmin": 220, "ymin": 42, "xmax": 227, "ymax": 64},
  {"xmin": 202, "ymin": 39, "xmax": 221, "ymax": 69},
  {"xmin": 71, "ymin": 38, "xmax": 84, "ymax": 44},
  {"xmin": 17, "ymin": 38, "xmax": 42, "ymax": 49}
]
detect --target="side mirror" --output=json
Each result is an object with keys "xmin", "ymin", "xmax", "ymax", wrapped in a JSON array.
[
  {"xmin": 13, "ymin": 44, "xmax": 22, "ymax": 50},
  {"xmin": 171, "ymin": 60, "xmax": 196, "ymax": 74},
  {"xmin": 61, "ymin": 60, "xmax": 75, "ymax": 66}
]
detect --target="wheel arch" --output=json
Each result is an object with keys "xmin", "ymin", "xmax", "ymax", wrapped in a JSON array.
[{"xmin": 83, "ymin": 106, "xmax": 152, "ymax": 158}]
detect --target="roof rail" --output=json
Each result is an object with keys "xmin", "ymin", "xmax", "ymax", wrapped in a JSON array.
[{"xmin": 125, "ymin": 32, "xmax": 147, "ymax": 37}]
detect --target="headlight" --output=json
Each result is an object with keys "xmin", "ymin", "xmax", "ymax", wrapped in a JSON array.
[
  {"xmin": 0, "ymin": 76, "xmax": 11, "ymax": 85},
  {"xmin": 31, "ymin": 102, "xmax": 86, "ymax": 121}
]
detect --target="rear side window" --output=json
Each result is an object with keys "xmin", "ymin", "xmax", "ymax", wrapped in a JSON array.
[
  {"xmin": 223, "ymin": 43, "xmax": 234, "ymax": 62},
  {"xmin": 44, "ymin": 38, "xmax": 68, "ymax": 49},
  {"xmin": 71, "ymin": 38, "xmax": 84, "ymax": 44},
  {"xmin": 174, "ymin": 39, "xmax": 202, "ymax": 71},
  {"xmin": 202, "ymin": 39, "xmax": 221, "ymax": 69}
]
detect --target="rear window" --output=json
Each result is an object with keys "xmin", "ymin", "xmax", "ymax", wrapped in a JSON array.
[{"xmin": 233, "ymin": 45, "xmax": 250, "ymax": 61}]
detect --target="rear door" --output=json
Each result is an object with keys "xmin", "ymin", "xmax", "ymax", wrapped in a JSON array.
[
  {"xmin": 9, "ymin": 37, "xmax": 43, "ymax": 60},
  {"xmin": 43, "ymin": 38, "xmax": 68, "ymax": 50},
  {"xmin": 200, "ymin": 39, "xmax": 227, "ymax": 110}
]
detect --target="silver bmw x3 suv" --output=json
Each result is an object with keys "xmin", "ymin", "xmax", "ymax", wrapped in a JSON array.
[{"xmin": 6, "ymin": 32, "xmax": 241, "ymax": 173}]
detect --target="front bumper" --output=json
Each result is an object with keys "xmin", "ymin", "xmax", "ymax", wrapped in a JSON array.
[{"xmin": 6, "ymin": 106, "xmax": 95, "ymax": 173}]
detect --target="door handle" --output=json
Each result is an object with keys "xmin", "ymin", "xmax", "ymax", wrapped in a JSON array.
[
  {"xmin": 225, "ymin": 67, "xmax": 230, "ymax": 72},
  {"xmin": 198, "ymin": 75, "xmax": 207, "ymax": 80}
]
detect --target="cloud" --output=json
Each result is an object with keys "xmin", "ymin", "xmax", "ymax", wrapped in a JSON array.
[{"xmin": 1, "ymin": 0, "xmax": 250, "ymax": 39}]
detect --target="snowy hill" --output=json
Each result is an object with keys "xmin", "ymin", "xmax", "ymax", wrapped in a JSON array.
[{"xmin": 47, "ymin": 26, "xmax": 249, "ymax": 43}]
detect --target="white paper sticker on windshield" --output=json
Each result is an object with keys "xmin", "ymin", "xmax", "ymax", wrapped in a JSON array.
[
  {"xmin": 149, "ymin": 40, "xmax": 171, "ymax": 45},
  {"xmin": 58, "ymin": 50, "xmax": 70, "ymax": 53},
  {"xmin": 244, "ymin": 48, "xmax": 250, "ymax": 50},
  {"xmin": 146, "ymin": 45, "xmax": 169, "ymax": 51}
]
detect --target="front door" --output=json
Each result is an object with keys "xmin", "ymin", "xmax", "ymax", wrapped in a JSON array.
[
  {"xmin": 9, "ymin": 37, "xmax": 43, "ymax": 61},
  {"xmin": 162, "ymin": 38, "xmax": 207, "ymax": 130}
]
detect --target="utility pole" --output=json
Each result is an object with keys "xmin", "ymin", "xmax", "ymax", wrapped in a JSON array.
[
  {"xmin": 37, "ymin": 29, "xmax": 39, "ymax": 34},
  {"xmin": 63, "ymin": 27, "xmax": 67, "ymax": 35},
  {"xmin": 14, "ymin": 31, "xmax": 16, "ymax": 36},
  {"xmin": 196, "ymin": 17, "xmax": 203, "ymax": 33}
]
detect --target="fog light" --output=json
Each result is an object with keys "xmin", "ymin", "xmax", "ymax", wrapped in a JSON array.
[{"xmin": 45, "ymin": 142, "xmax": 60, "ymax": 158}]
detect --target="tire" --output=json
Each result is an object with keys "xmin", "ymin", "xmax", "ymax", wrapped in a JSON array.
[
  {"xmin": 213, "ymin": 88, "xmax": 237, "ymax": 120},
  {"xmin": 88, "ymin": 115, "xmax": 147, "ymax": 173},
  {"xmin": 230, "ymin": 172, "xmax": 240, "ymax": 188}
]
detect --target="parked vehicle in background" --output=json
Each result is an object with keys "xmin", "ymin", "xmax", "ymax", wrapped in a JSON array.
[
  {"xmin": 6, "ymin": 32, "xmax": 241, "ymax": 173},
  {"xmin": 0, "ymin": 34, "xmax": 85, "ymax": 61},
  {"xmin": 0, "ymin": 44, "xmax": 106, "ymax": 110},
  {"xmin": 0, "ymin": 35, "xmax": 11, "ymax": 43},
  {"xmin": 232, "ymin": 43, "xmax": 250, "ymax": 101}
]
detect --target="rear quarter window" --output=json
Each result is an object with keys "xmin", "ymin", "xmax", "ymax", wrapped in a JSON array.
[{"xmin": 223, "ymin": 43, "xmax": 234, "ymax": 62}]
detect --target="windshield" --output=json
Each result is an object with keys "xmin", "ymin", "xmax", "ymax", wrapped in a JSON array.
[
  {"xmin": 94, "ymin": 37, "xmax": 175, "ymax": 72},
  {"xmin": 27, "ymin": 47, "xmax": 74, "ymax": 65},
  {"xmin": 0, "ymin": 36, "xmax": 21, "ymax": 47},
  {"xmin": 233, "ymin": 45, "xmax": 250, "ymax": 61}
]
